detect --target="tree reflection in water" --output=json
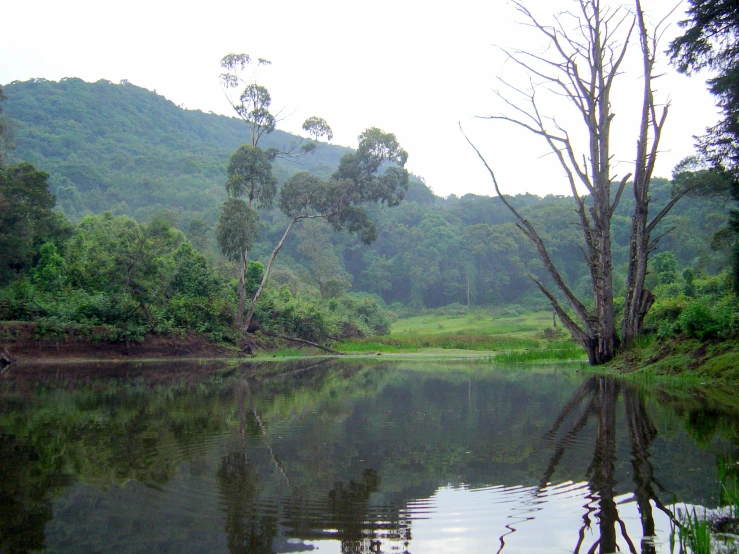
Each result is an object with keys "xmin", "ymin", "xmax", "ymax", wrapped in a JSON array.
[
  {"xmin": 532, "ymin": 376, "xmax": 677, "ymax": 554},
  {"xmin": 224, "ymin": 377, "xmax": 411, "ymax": 554},
  {"xmin": 218, "ymin": 379, "xmax": 282, "ymax": 554}
]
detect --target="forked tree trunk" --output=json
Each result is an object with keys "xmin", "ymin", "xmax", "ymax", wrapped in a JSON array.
[
  {"xmin": 463, "ymin": 0, "xmax": 672, "ymax": 364},
  {"xmin": 622, "ymin": 1, "xmax": 664, "ymax": 345},
  {"xmin": 622, "ymin": 1, "xmax": 688, "ymax": 345}
]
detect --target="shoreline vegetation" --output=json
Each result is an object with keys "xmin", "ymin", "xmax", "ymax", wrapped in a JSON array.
[{"xmin": 5, "ymin": 308, "xmax": 738, "ymax": 384}]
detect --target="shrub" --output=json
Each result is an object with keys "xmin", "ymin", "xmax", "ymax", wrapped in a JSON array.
[
  {"xmin": 644, "ymin": 295, "xmax": 689, "ymax": 334},
  {"xmin": 675, "ymin": 298, "xmax": 736, "ymax": 340}
]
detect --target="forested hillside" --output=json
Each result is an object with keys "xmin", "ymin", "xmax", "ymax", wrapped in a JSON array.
[{"xmin": 2, "ymin": 78, "xmax": 731, "ymax": 311}]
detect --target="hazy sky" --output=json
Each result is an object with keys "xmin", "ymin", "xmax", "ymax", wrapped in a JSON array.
[{"xmin": 0, "ymin": 0, "xmax": 719, "ymax": 198}]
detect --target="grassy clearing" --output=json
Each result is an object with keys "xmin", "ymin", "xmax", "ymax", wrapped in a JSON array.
[
  {"xmin": 336, "ymin": 334, "xmax": 540, "ymax": 353},
  {"xmin": 336, "ymin": 309, "xmax": 587, "ymax": 364},
  {"xmin": 389, "ymin": 310, "xmax": 555, "ymax": 336}
]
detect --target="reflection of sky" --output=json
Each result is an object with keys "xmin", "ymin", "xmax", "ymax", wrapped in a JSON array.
[{"xmin": 306, "ymin": 483, "xmax": 675, "ymax": 553}]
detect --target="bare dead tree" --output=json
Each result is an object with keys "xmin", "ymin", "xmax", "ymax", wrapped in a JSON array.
[
  {"xmin": 621, "ymin": 0, "xmax": 685, "ymax": 345},
  {"xmin": 463, "ymin": 0, "xmax": 672, "ymax": 364}
]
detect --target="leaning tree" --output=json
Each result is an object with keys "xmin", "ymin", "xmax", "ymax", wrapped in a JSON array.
[
  {"xmin": 242, "ymin": 127, "xmax": 409, "ymax": 333},
  {"xmin": 464, "ymin": 0, "xmax": 692, "ymax": 364}
]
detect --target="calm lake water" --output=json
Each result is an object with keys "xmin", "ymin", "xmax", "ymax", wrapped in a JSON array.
[{"xmin": 1, "ymin": 359, "xmax": 737, "ymax": 553}]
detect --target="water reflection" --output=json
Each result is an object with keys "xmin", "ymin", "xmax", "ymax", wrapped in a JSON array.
[
  {"xmin": 536, "ymin": 377, "xmax": 678, "ymax": 554},
  {"xmin": 0, "ymin": 361, "xmax": 733, "ymax": 553},
  {"xmin": 0, "ymin": 433, "xmax": 73, "ymax": 553}
]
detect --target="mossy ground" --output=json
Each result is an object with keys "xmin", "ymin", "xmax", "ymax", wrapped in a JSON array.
[{"xmin": 608, "ymin": 334, "xmax": 739, "ymax": 382}]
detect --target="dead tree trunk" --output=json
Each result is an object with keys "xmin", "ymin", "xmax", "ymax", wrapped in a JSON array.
[
  {"xmin": 622, "ymin": 1, "xmax": 670, "ymax": 345},
  {"xmin": 464, "ymin": 0, "xmax": 669, "ymax": 364},
  {"xmin": 621, "ymin": 3, "xmax": 696, "ymax": 344}
]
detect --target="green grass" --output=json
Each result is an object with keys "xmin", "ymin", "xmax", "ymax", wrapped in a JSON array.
[
  {"xmin": 609, "ymin": 335, "xmax": 739, "ymax": 382},
  {"xmin": 335, "ymin": 309, "xmax": 586, "ymax": 364},
  {"xmin": 493, "ymin": 342, "xmax": 587, "ymax": 364},
  {"xmin": 389, "ymin": 310, "xmax": 554, "ymax": 336},
  {"xmin": 336, "ymin": 334, "xmax": 540, "ymax": 353},
  {"xmin": 678, "ymin": 508, "xmax": 712, "ymax": 554}
]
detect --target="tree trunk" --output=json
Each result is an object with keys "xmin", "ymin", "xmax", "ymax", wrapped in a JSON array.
[
  {"xmin": 243, "ymin": 216, "xmax": 298, "ymax": 332},
  {"xmin": 622, "ymin": 201, "xmax": 653, "ymax": 344},
  {"xmin": 261, "ymin": 330, "xmax": 343, "ymax": 354},
  {"xmin": 138, "ymin": 299, "xmax": 153, "ymax": 330},
  {"xmin": 622, "ymin": 0, "xmax": 669, "ymax": 346},
  {"xmin": 236, "ymin": 248, "xmax": 247, "ymax": 328}
]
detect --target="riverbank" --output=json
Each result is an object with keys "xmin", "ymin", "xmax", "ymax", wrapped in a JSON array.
[
  {"xmin": 607, "ymin": 334, "xmax": 739, "ymax": 381},
  {"xmin": 0, "ymin": 321, "xmax": 248, "ymax": 362}
]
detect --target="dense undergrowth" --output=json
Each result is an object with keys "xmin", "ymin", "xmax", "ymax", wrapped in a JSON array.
[{"xmin": 0, "ymin": 208, "xmax": 393, "ymax": 347}]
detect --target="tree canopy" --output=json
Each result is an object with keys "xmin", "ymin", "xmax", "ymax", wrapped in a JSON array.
[{"xmin": 670, "ymin": 0, "xmax": 739, "ymax": 176}]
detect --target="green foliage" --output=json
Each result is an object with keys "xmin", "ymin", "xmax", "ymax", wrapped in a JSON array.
[
  {"xmin": 225, "ymin": 145, "xmax": 277, "ymax": 207},
  {"xmin": 254, "ymin": 286, "xmax": 336, "ymax": 342},
  {"xmin": 330, "ymin": 294, "xmax": 391, "ymax": 335},
  {"xmin": 1, "ymin": 78, "xmax": 733, "ymax": 319},
  {"xmin": 0, "ymin": 162, "xmax": 69, "ymax": 285},
  {"xmin": 678, "ymin": 508, "xmax": 712, "ymax": 554},
  {"xmin": 0, "ymin": 211, "xmax": 237, "ymax": 343},
  {"xmin": 245, "ymin": 261, "xmax": 264, "ymax": 297},
  {"xmin": 216, "ymin": 199, "xmax": 258, "ymax": 261},
  {"xmin": 651, "ymin": 251, "xmax": 679, "ymax": 285},
  {"xmin": 676, "ymin": 299, "xmax": 736, "ymax": 340},
  {"xmin": 31, "ymin": 242, "xmax": 66, "ymax": 291}
]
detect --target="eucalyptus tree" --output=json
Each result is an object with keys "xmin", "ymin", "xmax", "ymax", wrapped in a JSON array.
[
  {"xmin": 217, "ymin": 145, "xmax": 276, "ymax": 326},
  {"xmin": 463, "ymin": 0, "xmax": 687, "ymax": 364},
  {"xmin": 242, "ymin": 128, "xmax": 409, "ymax": 332},
  {"xmin": 217, "ymin": 53, "xmax": 332, "ymax": 327}
]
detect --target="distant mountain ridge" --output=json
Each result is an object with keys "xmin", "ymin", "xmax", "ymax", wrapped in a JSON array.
[{"xmin": 2, "ymin": 77, "xmax": 437, "ymax": 223}]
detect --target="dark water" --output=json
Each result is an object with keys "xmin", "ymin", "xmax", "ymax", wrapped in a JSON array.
[{"xmin": 1, "ymin": 359, "xmax": 737, "ymax": 553}]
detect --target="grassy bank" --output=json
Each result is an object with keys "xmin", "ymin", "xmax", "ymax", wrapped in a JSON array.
[{"xmin": 608, "ymin": 334, "xmax": 739, "ymax": 382}]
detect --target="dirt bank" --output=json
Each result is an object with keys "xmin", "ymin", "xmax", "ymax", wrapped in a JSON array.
[{"xmin": 0, "ymin": 322, "xmax": 250, "ymax": 363}]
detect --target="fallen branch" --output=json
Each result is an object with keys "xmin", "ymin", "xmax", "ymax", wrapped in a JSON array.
[{"xmin": 261, "ymin": 330, "xmax": 344, "ymax": 355}]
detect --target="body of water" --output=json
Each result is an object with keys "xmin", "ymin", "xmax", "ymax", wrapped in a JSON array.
[{"xmin": 1, "ymin": 359, "xmax": 736, "ymax": 553}]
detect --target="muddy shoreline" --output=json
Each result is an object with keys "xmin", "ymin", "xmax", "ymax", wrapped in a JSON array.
[{"xmin": 0, "ymin": 322, "xmax": 248, "ymax": 363}]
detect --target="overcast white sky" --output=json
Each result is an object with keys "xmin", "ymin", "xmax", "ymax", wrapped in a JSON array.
[{"xmin": 0, "ymin": 0, "xmax": 719, "ymax": 198}]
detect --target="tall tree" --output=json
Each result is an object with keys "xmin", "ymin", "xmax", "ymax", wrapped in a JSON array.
[
  {"xmin": 463, "ymin": 0, "xmax": 676, "ymax": 364},
  {"xmin": 217, "ymin": 145, "xmax": 276, "ymax": 327},
  {"xmin": 217, "ymin": 53, "xmax": 332, "ymax": 327},
  {"xmin": 670, "ymin": 0, "xmax": 739, "ymax": 177}
]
